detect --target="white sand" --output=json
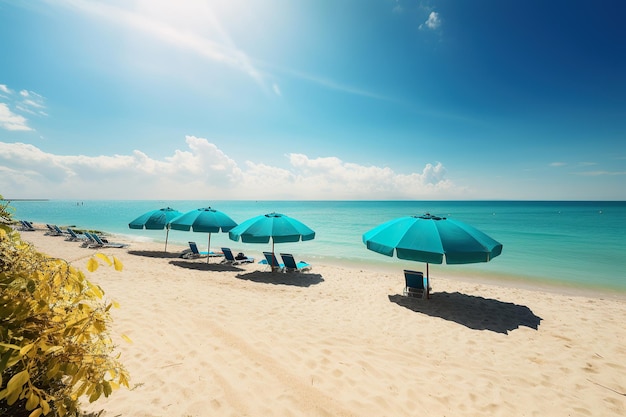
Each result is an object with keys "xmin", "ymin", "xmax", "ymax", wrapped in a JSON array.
[{"xmin": 21, "ymin": 228, "xmax": 626, "ymax": 417}]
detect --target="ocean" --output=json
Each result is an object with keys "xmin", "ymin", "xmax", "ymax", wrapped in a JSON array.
[{"xmin": 7, "ymin": 200, "xmax": 626, "ymax": 293}]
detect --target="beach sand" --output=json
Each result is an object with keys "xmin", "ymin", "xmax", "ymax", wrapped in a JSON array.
[{"xmin": 20, "ymin": 229, "xmax": 626, "ymax": 417}]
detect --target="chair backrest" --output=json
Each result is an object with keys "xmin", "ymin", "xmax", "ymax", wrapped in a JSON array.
[
  {"xmin": 68, "ymin": 229, "xmax": 78, "ymax": 238},
  {"xmin": 263, "ymin": 252, "xmax": 281, "ymax": 267},
  {"xmin": 221, "ymin": 248, "xmax": 235, "ymax": 261},
  {"xmin": 188, "ymin": 242, "xmax": 200, "ymax": 254},
  {"xmin": 54, "ymin": 225, "xmax": 64, "ymax": 234},
  {"xmin": 404, "ymin": 270, "xmax": 424, "ymax": 290},
  {"xmin": 92, "ymin": 234, "xmax": 105, "ymax": 245},
  {"xmin": 280, "ymin": 253, "xmax": 297, "ymax": 269}
]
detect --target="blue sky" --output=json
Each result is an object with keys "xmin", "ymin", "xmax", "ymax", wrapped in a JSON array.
[{"xmin": 1, "ymin": 0, "xmax": 624, "ymax": 200}]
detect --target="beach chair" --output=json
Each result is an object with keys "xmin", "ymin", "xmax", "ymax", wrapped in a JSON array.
[
  {"xmin": 19, "ymin": 220, "xmax": 35, "ymax": 231},
  {"xmin": 186, "ymin": 241, "xmax": 209, "ymax": 258},
  {"xmin": 220, "ymin": 247, "xmax": 254, "ymax": 265},
  {"xmin": 66, "ymin": 228, "xmax": 85, "ymax": 242},
  {"xmin": 403, "ymin": 270, "xmax": 430, "ymax": 299},
  {"xmin": 81, "ymin": 232, "xmax": 98, "ymax": 247},
  {"xmin": 89, "ymin": 233, "xmax": 128, "ymax": 249},
  {"xmin": 280, "ymin": 253, "xmax": 312, "ymax": 272},
  {"xmin": 260, "ymin": 252, "xmax": 285, "ymax": 272},
  {"xmin": 45, "ymin": 224, "xmax": 63, "ymax": 236},
  {"xmin": 54, "ymin": 225, "xmax": 68, "ymax": 236}
]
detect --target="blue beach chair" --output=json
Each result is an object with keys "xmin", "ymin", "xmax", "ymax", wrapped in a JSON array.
[
  {"xmin": 19, "ymin": 220, "xmax": 35, "ymax": 231},
  {"xmin": 403, "ymin": 270, "xmax": 430, "ymax": 299},
  {"xmin": 187, "ymin": 241, "xmax": 209, "ymax": 258},
  {"xmin": 260, "ymin": 252, "xmax": 284, "ymax": 272},
  {"xmin": 89, "ymin": 233, "xmax": 128, "ymax": 249},
  {"xmin": 280, "ymin": 253, "xmax": 312, "ymax": 272},
  {"xmin": 220, "ymin": 247, "xmax": 254, "ymax": 265},
  {"xmin": 66, "ymin": 228, "xmax": 85, "ymax": 242}
]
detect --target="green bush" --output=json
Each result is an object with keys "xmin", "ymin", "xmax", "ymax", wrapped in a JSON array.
[{"xmin": 0, "ymin": 198, "xmax": 129, "ymax": 417}]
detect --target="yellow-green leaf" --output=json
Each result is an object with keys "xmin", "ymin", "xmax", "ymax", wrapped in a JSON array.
[
  {"xmin": 95, "ymin": 253, "xmax": 112, "ymax": 266},
  {"xmin": 103, "ymin": 381, "xmax": 113, "ymax": 397},
  {"xmin": 44, "ymin": 345, "xmax": 63, "ymax": 355},
  {"xmin": 40, "ymin": 398, "xmax": 50, "ymax": 415},
  {"xmin": 113, "ymin": 256, "xmax": 123, "ymax": 271},
  {"xmin": 7, "ymin": 370, "xmax": 29, "ymax": 396},
  {"xmin": 87, "ymin": 258, "xmax": 99, "ymax": 272},
  {"xmin": 88, "ymin": 282, "xmax": 104, "ymax": 299},
  {"xmin": 121, "ymin": 334, "xmax": 133, "ymax": 344},
  {"xmin": 20, "ymin": 342, "xmax": 35, "ymax": 356},
  {"xmin": 26, "ymin": 391, "xmax": 39, "ymax": 410},
  {"xmin": 29, "ymin": 408, "xmax": 43, "ymax": 417}
]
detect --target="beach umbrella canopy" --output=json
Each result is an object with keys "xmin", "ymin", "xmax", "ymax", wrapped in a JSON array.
[
  {"xmin": 228, "ymin": 212, "xmax": 315, "ymax": 255},
  {"xmin": 128, "ymin": 207, "xmax": 183, "ymax": 251},
  {"xmin": 169, "ymin": 207, "xmax": 238, "ymax": 263},
  {"xmin": 363, "ymin": 213, "xmax": 503, "ymax": 279}
]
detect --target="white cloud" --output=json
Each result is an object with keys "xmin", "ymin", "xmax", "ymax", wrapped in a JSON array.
[
  {"xmin": 549, "ymin": 162, "xmax": 566, "ymax": 167},
  {"xmin": 420, "ymin": 11, "xmax": 441, "ymax": 30},
  {"xmin": 0, "ymin": 103, "xmax": 32, "ymax": 131},
  {"xmin": 0, "ymin": 85, "xmax": 47, "ymax": 131},
  {"xmin": 0, "ymin": 137, "xmax": 462, "ymax": 200}
]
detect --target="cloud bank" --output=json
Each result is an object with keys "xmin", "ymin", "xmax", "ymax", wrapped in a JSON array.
[{"xmin": 0, "ymin": 136, "xmax": 462, "ymax": 200}]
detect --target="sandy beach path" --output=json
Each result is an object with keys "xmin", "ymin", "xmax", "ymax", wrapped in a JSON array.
[{"xmin": 19, "ymin": 229, "xmax": 626, "ymax": 417}]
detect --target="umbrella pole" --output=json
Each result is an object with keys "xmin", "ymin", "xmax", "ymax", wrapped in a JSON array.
[
  {"xmin": 207, "ymin": 233, "xmax": 211, "ymax": 264},
  {"xmin": 271, "ymin": 239, "xmax": 276, "ymax": 270},
  {"xmin": 426, "ymin": 263, "xmax": 430, "ymax": 299},
  {"xmin": 164, "ymin": 226, "xmax": 170, "ymax": 252}
]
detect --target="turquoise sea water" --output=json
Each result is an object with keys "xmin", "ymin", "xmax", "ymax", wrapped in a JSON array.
[{"xmin": 7, "ymin": 200, "xmax": 626, "ymax": 293}]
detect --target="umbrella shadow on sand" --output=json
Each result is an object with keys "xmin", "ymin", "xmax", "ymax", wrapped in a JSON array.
[
  {"xmin": 128, "ymin": 250, "xmax": 183, "ymax": 259},
  {"xmin": 169, "ymin": 260, "xmax": 243, "ymax": 272},
  {"xmin": 388, "ymin": 292, "xmax": 542, "ymax": 334},
  {"xmin": 235, "ymin": 271, "xmax": 324, "ymax": 287}
]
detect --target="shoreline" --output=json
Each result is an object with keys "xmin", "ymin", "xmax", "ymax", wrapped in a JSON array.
[
  {"xmin": 24, "ymin": 221, "xmax": 626, "ymax": 300},
  {"xmin": 17, "ymin": 227, "xmax": 626, "ymax": 416},
  {"xmin": 108, "ymin": 229, "xmax": 626, "ymax": 301}
]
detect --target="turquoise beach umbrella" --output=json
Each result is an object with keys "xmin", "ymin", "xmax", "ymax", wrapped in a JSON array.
[
  {"xmin": 228, "ymin": 212, "xmax": 315, "ymax": 255},
  {"xmin": 363, "ymin": 213, "xmax": 503, "ymax": 280},
  {"xmin": 128, "ymin": 207, "xmax": 183, "ymax": 252},
  {"xmin": 169, "ymin": 207, "xmax": 238, "ymax": 263}
]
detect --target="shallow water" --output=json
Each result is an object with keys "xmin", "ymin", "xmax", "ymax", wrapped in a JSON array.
[{"xmin": 9, "ymin": 199, "xmax": 626, "ymax": 292}]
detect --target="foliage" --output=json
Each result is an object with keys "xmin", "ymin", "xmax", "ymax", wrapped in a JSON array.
[{"xmin": 0, "ymin": 196, "xmax": 129, "ymax": 417}]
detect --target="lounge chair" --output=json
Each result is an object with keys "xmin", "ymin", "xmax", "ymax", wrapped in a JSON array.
[
  {"xmin": 260, "ymin": 252, "xmax": 285, "ymax": 272},
  {"xmin": 45, "ymin": 224, "xmax": 63, "ymax": 236},
  {"xmin": 81, "ymin": 232, "xmax": 98, "ymax": 247},
  {"xmin": 221, "ymin": 247, "xmax": 254, "ymax": 265},
  {"xmin": 189, "ymin": 241, "xmax": 209, "ymax": 257},
  {"xmin": 54, "ymin": 225, "xmax": 68, "ymax": 236},
  {"xmin": 280, "ymin": 253, "xmax": 311, "ymax": 272},
  {"xmin": 403, "ymin": 270, "xmax": 430, "ymax": 299},
  {"xmin": 66, "ymin": 228, "xmax": 85, "ymax": 242},
  {"xmin": 88, "ymin": 233, "xmax": 128, "ymax": 249},
  {"xmin": 19, "ymin": 220, "xmax": 35, "ymax": 231}
]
